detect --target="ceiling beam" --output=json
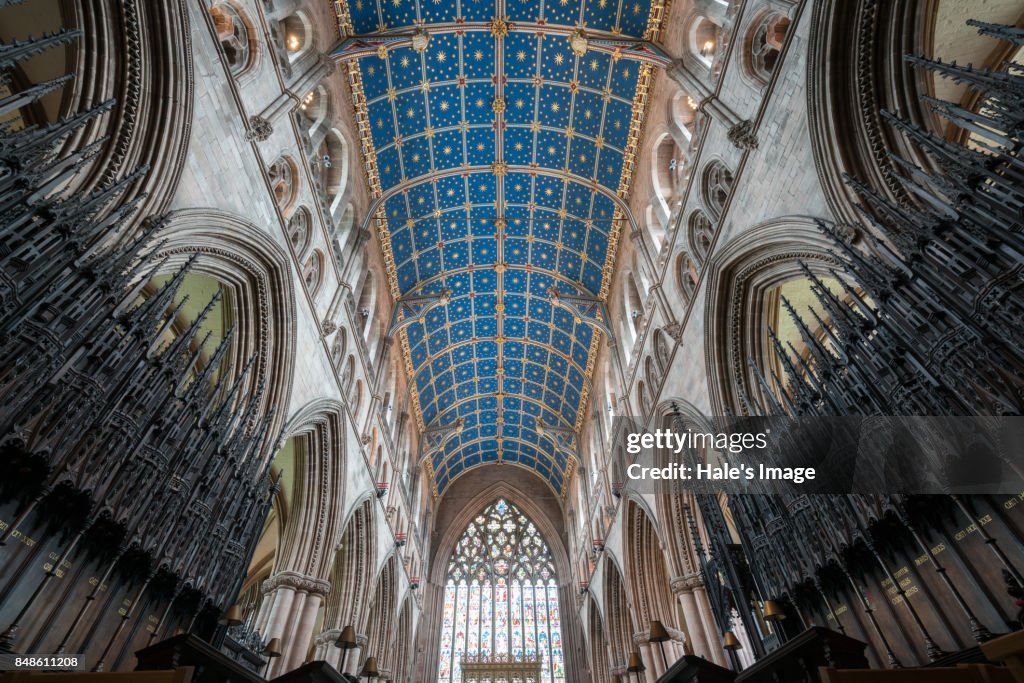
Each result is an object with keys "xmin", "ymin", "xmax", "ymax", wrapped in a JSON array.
[
  {"xmin": 357, "ymin": 163, "xmax": 640, "ymax": 237},
  {"xmin": 332, "ymin": 23, "xmax": 672, "ymax": 67}
]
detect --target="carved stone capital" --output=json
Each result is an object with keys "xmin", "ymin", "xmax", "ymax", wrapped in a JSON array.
[
  {"xmin": 314, "ymin": 628, "xmax": 343, "ymax": 647},
  {"xmin": 245, "ymin": 115, "xmax": 273, "ymax": 142},
  {"xmin": 322, "ymin": 319, "xmax": 338, "ymax": 336},
  {"xmin": 727, "ymin": 120, "xmax": 759, "ymax": 151},
  {"xmin": 262, "ymin": 570, "xmax": 332, "ymax": 596},
  {"xmin": 670, "ymin": 572, "xmax": 703, "ymax": 593},
  {"xmin": 662, "ymin": 322, "xmax": 683, "ymax": 342}
]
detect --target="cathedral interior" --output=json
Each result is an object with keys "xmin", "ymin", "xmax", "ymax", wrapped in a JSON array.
[{"xmin": 1, "ymin": 0, "xmax": 1024, "ymax": 682}]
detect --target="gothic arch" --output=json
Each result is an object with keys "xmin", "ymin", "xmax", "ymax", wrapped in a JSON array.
[
  {"xmin": 702, "ymin": 216, "xmax": 837, "ymax": 416},
  {"xmin": 601, "ymin": 553, "xmax": 636, "ymax": 671},
  {"xmin": 209, "ymin": 2, "xmax": 259, "ymax": 77},
  {"xmin": 15, "ymin": 0, "xmax": 196, "ymax": 228},
  {"xmin": 428, "ymin": 482, "xmax": 573, "ymax": 584},
  {"xmin": 586, "ymin": 596, "xmax": 612, "ymax": 679},
  {"xmin": 273, "ymin": 399, "xmax": 348, "ymax": 580},
  {"xmin": 362, "ymin": 553, "xmax": 399, "ymax": 676},
  {"xmin": 806, "ymin": 1, "xmax": 938, "ymax": 226},
  {"xmin": 323, "ymin": 498, "xmax": 378, "ymax": 646},
  {"xmin": 624, "ymin": 500, "xmax": 682, "ymax": 655},
  {"xmin": 150, "ymin": 208, "xmax": 298, "ymax": 445},
  {"xmin": 700, "ymin": 159, "xmax": 734, "ymax": 219},
  {"xmin": 740, "ymin": 8, "xmax": 792, "ymax": 89},
  {"xmin": 392, "ymin": 596, "xmax": 416, "ymax": 683}
]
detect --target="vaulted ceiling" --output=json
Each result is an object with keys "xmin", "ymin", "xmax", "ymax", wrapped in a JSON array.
[{"xmin": 334, "ymin": 0, "xmax": 666, "ymax": 495}]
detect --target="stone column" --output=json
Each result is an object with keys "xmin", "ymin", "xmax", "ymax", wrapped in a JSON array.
[
  {"xmin": 664, "ymin": 60, "xmax": 759, "ymax": 151},
  {"xmin": 249, "ymin": 54, "xmax": 334, "ymax": 141},
  {"xmin": 671, "ymin": 573, "xmax": 711, "ymax": 662},
  {"xmin": 694, "ymin": 585, "xmax": 727, "ymax": 667},
  {"xmin": 313, "ymin": 629, "xmax": 342, "ymax": 664},
  {"xmin": 286, "ymin": 592, "xmax": 325, "ymax": 670},
  {"xmin": 261, "ymin": 571, "xmax": 331, "ymax": 676}
]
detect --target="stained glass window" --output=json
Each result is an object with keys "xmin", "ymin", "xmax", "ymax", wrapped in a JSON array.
[{"xmin": 437, "ymin": 499, "xmax": 566, "ymax": 683}]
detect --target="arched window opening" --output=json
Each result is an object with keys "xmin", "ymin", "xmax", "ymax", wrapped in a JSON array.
[
  {"xmin": 651, "ymin": 133, "xmax": 679, "ymax": 210},
  {"xmin": 287, "ymin": 206, "xmax": 312, "ymax": 256},
  {"xmin": 702, "ymin": 161, "xmax": 733, "ymax": 218},
  {"xmin": 356, "ymin": 271, "xmax": 376, "ymax": 341},
  {"xmin": 143, "ymin": 271, "xmax": 232, "ymax": 378},
  {"xmin": 760, "ymin": 274, "xmax": 864, "ymax": 409},
  {"xmin": 269, "ymin": 157, "xmax": 299, "ymax": 213},
  {"xmin": 747, "ymin": 13, "xmax": 790, "ymax": 85},
  {"xmin": 624, "ymin": 274, "xmax": 644, "ymax": 342},
  {"xmin": 671, "ymin": 92, "xmax": 699, "ymax": 143},
  {"xmin": 688, "ymin": 211, "xmax": 714, "ymax": 265},
  {"xmin": 690, "ymin": 16, "xmax": 721, "ymax": 68},
  {"xmin": 210, "ymin": 4, "xmax": 254, "ymax": 75},
  {"xmin": 279, "ymin": 13, "xmax": 309, "ymax": 61},
  {"xmin": 437, "ymin": 498, "xmax": 566, "ymax": 683}
]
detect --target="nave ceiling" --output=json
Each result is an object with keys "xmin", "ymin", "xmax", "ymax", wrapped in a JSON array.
[{"xmin": 332, "ymin": 0, "xmax": 668, "ymax": 494}]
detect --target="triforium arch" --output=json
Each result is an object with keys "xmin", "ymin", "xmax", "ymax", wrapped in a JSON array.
[
  {"xmin": 150, "ymin": 208, "xmax": 298, "ymax": 441},
  {"xmin": 273, "ymin": 399, "xmax": 348, "ymax": 579},
  {"xmin": 702, "ymin": 216, "xmax": 839, "ymax": 416}
]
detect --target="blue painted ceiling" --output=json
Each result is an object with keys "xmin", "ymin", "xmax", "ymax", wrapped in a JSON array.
[{"xmin": 334, "ymin": 0, "xmax": 661, "ymax": 495}]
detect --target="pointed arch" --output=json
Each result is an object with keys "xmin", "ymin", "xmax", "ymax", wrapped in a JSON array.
[
  {"xmin": 601, "ymin": 554, "xmax": 635, "ymax": 671},
  {"xmin": 150, "ymin": 208, "xmax": 297, "ymax": 447},
  {"xmin": 274, "ymin": 399, "xmax": 348, "ymax": 579},
  {"xmin": 323, "ymin": 498, "xmax": 378, "ymax": 642}
]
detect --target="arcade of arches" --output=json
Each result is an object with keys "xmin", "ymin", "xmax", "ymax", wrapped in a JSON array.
[{"xmin": 1, "ymin": 1, "xmax": 1024, "ymax": 683}]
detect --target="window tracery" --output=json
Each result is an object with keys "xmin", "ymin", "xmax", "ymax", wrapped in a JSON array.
[
  {"xmin": 303, "ymin": 250, "xmax": 323, "ymax": 294},
  {"xmin": 210, "ymin": 4, "xmax": 253, "ymax": 75},
  {"xmin": 288, "ymin": 207, "xmax": 312, "ymax": 256},
  {"xmin": 438, "ymin": 499, "xmax": 565, "ymax": 683},
  {"xmin": 269, "ymin": 157, "xmax": 298, "ymax": 212},
  {"xmin": 747, "ymin": 13, "xmax": 790, "ymax": 85},
  {"xmin": 702, "ymin": 161, "xmax": 734, "ymax": 217},
  {"xmin": 688, "ymin": 210, "xmax": 714, "ymax": 265}
]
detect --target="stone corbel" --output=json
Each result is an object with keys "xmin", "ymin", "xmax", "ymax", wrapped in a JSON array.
[
  {"xmin": 727, "ymin": 120, "xmax": 759, "ymax": 151},
  {"xmin": 245, "ymin": 115, "xmax": 274, "ymax": 142}
]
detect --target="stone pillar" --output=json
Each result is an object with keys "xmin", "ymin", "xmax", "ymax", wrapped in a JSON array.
[
  {"xmin": 250, "ymin": 54, "xmax": 334, "ymax": 141},
  {"xmin": 287, "ymin": 592, "xmax": 325, "ymax": 670},
  {"xmin": 313, "ymin": 629, "xmax": 341, "ymax": 663},
  {"xmin": 671, "ymin": 573, "xmax": 711, "ymax": 661},
  {"xmin": 694, "ymin": 585, "xmax": 727, "ymax": 667},
  {"xmin": 254, "ymin": 587, "xmax": 277, "ymax": 635},
  {"xmin": 261, "ymin": 571, "xmax": 332, "ymax": 676},
  {"xmin": 665, "ymin": 60, "xmax": 713, "ymax": 101}
]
